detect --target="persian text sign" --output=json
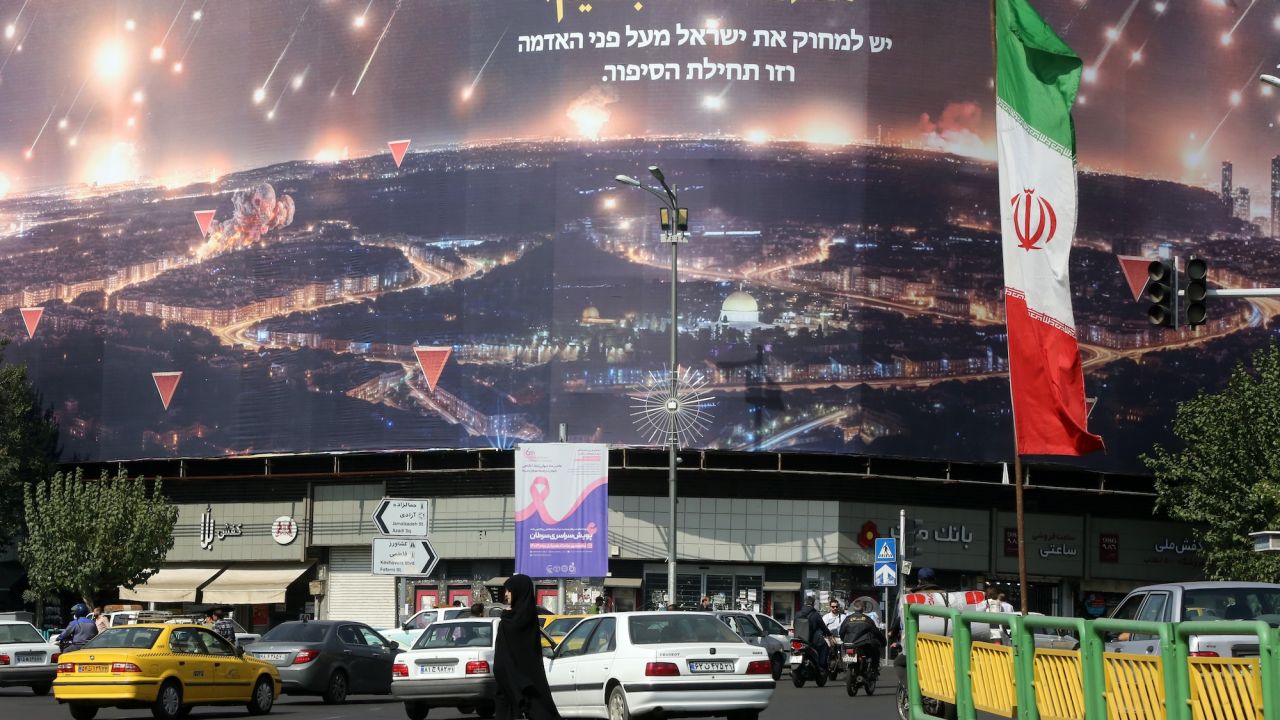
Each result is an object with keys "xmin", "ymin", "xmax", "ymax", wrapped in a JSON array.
[{"xmin": 515, "ymin": 443, "xmax": 609, "ymax": 578}]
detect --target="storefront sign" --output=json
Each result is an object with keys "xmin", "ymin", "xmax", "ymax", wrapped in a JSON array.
[
  {"xmin": 272, "ymin": 516, "xmax": 298, "ymax": 545},
  {"xmin": 1154, "ymin": 537, "xmax": 1203, "ymax": 555},
  {"xmin": 1099, "ymin": 533, "xmax": 1119, "ymax": 563},
  {"xmin": 199, "ymin": 505, "xmax": 243, "ymax": 550},
  {"xmin": 1004, "ymin": 528, "xmax": 1019, "ymax": 558},
  {"xmin": 515, "ymin": 443, "xmax": 609, "ymax": 578},
  {"xmin": 996, "ymin": 514, "xmax": 1085, "ymax": 576}
]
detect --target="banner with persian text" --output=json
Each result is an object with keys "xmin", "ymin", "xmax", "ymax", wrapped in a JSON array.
[{"xmin": 515, "ymin": 443, "xmax": 609, "ymax": 578}]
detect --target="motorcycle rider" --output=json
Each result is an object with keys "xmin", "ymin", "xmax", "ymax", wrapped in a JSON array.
[
  {"xmin": 841, "ymin": 601, "xmax": 887, "ymax": 674},
  {"xmin": 796, "ymin": 593, "xmax": 831, "ymax": 672},
  {"xmin": 60, "ymin": 604, "xmax": 99, "ymax": 653}
]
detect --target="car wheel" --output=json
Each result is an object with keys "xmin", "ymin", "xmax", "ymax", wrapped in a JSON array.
[
  {"xmin": 247, "ymin": 676, "xmax": 275, "ymax": 715},
  {"xmin": 475, "ymin": 702, "xmax": 495, "ymax": 719},
  {"xmin": 608, "ymin": 685, "xmax": 632, "ymax": 720},
  {"xmin": 770, "ymin": 654, "xmax": 783, "ymax": 681},
  {"xmin": 31, "ymin": 683, "xmax": 52, "ymax": 696},
  {"xmin": 405, "ymin": 701, "xmax": 430, "ymax": 720},
  {"xmin": 322, "ymin": 670, "xmax": 348, "ymax": 705},
  {"xmin": 69, "ymin": 703, "xmax": 98, "ymax": 720},
  {"xmin": 152, "ymin": 680, "xmax": 184, "ymax": 720}
]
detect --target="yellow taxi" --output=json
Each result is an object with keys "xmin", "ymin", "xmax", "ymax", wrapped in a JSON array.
[
  {"xmin": 539, "ymin": 614, "xmax": 588, "ymax": 646},
  {"xmin": 54, "ymin": 624, "xmax": 281, "ymax": 720}
]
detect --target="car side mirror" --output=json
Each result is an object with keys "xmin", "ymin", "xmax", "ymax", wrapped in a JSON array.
[
  {"xmin": 541, "ymin": 647, "xmax": 554, "ymax": 659},
  {"xmin": 389, "ymin": 641, "xmax": 400, "ymax": 651},
  {"xmin": 235, "ymin": 645, "xmax": 245, "ymax": 657}
]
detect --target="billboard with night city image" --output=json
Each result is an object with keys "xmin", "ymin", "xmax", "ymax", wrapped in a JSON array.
[{"xmin": 0, "ymin": 0, "xmax": 1273, "ymax": 472}]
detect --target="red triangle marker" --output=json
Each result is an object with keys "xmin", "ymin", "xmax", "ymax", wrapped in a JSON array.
[
  {"xmin": 19, "ymin": 307, "xmax": 43, "ymax": 339},
  {"xmin": 152, "ymin": 371, "xmax": 183, "ymax": 410},
  {"xmin": 194, "ymin": 210, "xmax": 216, "ymax": 237},
  {"xmin": 1117, "ymin": 255, "xmax": 1154, "ymax": 302},
  {"xmin": 413, "ymin": 346, "xmax": 451, "ymax": 392},
  {"xmin": 388, "ymin": 139, "xmax": 410, "ymax": 168}
]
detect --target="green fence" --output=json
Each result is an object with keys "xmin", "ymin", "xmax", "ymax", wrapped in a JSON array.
[{"xmin": 904, "ymin": 604, "xmax": 1280, "ymax": 720}]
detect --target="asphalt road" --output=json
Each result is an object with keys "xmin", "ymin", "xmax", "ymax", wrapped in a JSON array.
[{"xmin": 0, "ymin": 674, "xmax": 902, "ymax": 720}]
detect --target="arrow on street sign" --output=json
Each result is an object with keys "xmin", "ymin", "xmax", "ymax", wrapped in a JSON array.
[
  {"xmin": 372, "ymin": 498, "xmax": 430, "ymax": 536},
  {"xmin": 874, "ymin": 563, "xmax": 898, "ymax": 587},
  {"xmin": 372, "ymin": 537, "xmax": 439, "ymax": 576}
]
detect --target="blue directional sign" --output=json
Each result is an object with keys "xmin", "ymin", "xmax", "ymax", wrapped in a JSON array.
[{"xmin": 873, "ymin": 537, "xmax": 898, "ymax": 587}]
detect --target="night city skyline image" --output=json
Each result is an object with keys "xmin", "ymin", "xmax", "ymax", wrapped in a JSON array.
[{"xmin": 0, "ymin": 0, "xmax": 1276, "ymax": 472}]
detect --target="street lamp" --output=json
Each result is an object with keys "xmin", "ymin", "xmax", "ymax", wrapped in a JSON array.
[{"xmin": 616, "ymin": 167, "xmax": 689, "ymax": 608}]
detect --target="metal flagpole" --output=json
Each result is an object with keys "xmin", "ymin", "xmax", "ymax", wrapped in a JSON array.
[{"xmin": 992, "ymin": 0, "xmax": 1029, "ymax": 616}]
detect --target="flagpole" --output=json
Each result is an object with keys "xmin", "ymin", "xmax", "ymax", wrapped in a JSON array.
[{"xmin": 992, "ymin": 0, "xmax": 1030, "ymax": 617}]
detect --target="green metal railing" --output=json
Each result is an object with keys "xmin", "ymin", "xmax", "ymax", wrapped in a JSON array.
[{"xmin": 904, "ymin": 605, "xmax": 1280, "ymax": 720}]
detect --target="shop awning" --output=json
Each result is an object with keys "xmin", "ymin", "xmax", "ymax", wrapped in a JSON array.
[
  {"xmin": 119, "ymin": 566, "xmax": 226, "ymax": 603},
  {"xmin": 603, "ymin": 577, "xmax": 642, "ymax": 588},
  {"xmin": 763, "ymin": 582, "xmax": 801, "ymax": 592},
  {"xmin": 200, "ymin": 562, "xmax": 314, "ymax": 605}
]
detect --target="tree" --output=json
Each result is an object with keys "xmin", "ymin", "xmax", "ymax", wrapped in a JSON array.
[
  {"xmin": 0, "ymin": 338, "xmax": 60, "ymax": 552},
  {"xmin": 20, "ymin": 468, "xmax": 178, "ymax": 605},
  {"xmin": 1145, "ymin": 341, "xmax": 1280, "ymax": 582}
]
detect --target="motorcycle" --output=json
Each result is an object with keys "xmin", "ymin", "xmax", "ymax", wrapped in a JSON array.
[
  {"xmin": 826, "ymin": 637, "xmax": 844, "ymax": 681},
  {"xmin": 789, "ymin": 637, "xmax": 828, "ymax": 688},
  {"xmin": 844, "ymin": 644, "xmax": 879, "ymax": 696},
  {"xmin": 893, "ymin": 651, "xmax": 956, "ymax": 720}
]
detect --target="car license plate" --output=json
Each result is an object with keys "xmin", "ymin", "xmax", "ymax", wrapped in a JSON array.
[
  {"xmin": 15, "ymin": 652, "xmax": 44, "ymax": 664},
  {"xmin": 79, "ymin": 664, "xmax": 110, "ymax": 673},
  {"xmin": 688, "ymin": 661, "xmax": 735, "ymax": 674},
  {"xmin": 256, "ymin": 653, "xmax": 289, "ymax": 662},
  {"xmin": 418, "ymin": 665, "xmax": 453, "ymax": 675}
]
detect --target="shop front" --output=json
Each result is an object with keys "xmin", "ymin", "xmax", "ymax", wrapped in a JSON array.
[
  {"xmin": 118, "ymin": 500, "xmax": 315, "ymax": 632},
  {"xmin": 993, "ymin": 512, "xmax": 1085, "ymax": 616}
]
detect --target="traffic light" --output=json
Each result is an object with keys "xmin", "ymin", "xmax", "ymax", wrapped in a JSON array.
[
  {"xmin": 1146, "ymin": 259, "xmax": 1177, "ymax": 328},
  {"xmin": 1185, "ymin": 258, "xmax": 1208, "ymax": 327}
]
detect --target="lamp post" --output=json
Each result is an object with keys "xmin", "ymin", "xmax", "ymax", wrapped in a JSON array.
[{"xmin": 616, "ymin": 167, "xmax": 686, "ymax": 608}]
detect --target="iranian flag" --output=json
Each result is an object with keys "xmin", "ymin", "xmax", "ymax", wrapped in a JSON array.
[{"xmin": 996, "ymin": 0, "xmax": 1103, "ymax": 456}]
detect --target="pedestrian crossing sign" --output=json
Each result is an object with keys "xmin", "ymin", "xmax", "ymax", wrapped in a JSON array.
[{"xmin": 875, "ymin": 538, "xmax": 896, "ymax": 561}]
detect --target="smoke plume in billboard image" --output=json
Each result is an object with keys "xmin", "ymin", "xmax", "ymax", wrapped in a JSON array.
[{"xmin": 0, "ymin": 0, "xmax": 1272, "ymax": 471}]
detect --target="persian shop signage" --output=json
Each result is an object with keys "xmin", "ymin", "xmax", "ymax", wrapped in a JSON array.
[{"xmin": 200, "ymin": 504, "xmax": 243, "ymax": 550}]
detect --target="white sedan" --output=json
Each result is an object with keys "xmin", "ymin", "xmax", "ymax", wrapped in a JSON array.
[
  {"xmin": 381, "ymin": 608, "xmax": 472, "ymax": 650},
  {"xmin": 545, "ymin": 612, "xmax": 775, "ymax": 720},
  {"xmin": 0, "ymin": 620, "xmax": 60, "ymax": 695},
  {"xmin": 392, "ymin": 618, "xmax": 500, "ymax": 720}
]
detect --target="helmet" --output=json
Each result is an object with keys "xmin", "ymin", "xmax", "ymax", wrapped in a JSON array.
[
  {"xmin": 71, "ymin": 603, "xmax": 90, "ymax": 618},
  {"xmin": 916, "ymin": 568, "xmax": 936, "ymax": 582}
]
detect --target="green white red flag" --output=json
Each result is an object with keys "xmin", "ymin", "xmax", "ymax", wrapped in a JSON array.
[{"xmin": 996, "ymin": 0, "xmax": 1103, "ymax": 456}]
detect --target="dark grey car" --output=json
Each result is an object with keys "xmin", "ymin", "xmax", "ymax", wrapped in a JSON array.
[{"xmin": 247, "ymin": 620, "xmax": 398, "ymax": 703}]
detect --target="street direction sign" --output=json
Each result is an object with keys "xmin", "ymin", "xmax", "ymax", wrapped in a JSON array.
[
  {"xmin": 372, "ymin": 498, "xmax": 430, "ymax": 536},
  {"xmin": 874, "ymin": 563, "xmax": 898, "ymax": 587},
  {"xmin": 873, "ymin": 537, "xmax": 898, "ymax": 588},
  {"xmin": 372, "ymin": 537, "xmax": 439, "ymax": 576}
]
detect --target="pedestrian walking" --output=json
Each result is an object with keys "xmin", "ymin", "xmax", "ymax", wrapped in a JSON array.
[
  {"xmin": 209, "ymin": 608, "xmax": 237, "ymax": 645},
  {"xmin": 494, "ymin": 575, "xmax": 560, "ymax": 720}
]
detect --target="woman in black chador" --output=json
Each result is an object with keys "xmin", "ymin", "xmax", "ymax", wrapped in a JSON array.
[{"xmin": 494, "ymin": 574, "xmax": 560, "ymax": 720}]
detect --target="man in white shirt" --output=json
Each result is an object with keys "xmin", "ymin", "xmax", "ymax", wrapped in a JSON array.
[{"xmin": 822, "ymin": 599, "xmax": 847, "ymax": 634}]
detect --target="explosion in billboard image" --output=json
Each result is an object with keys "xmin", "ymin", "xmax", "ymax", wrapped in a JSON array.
[{"xmin": 0, "ymin": 0, "xmax": 1273, "ymax": 471}]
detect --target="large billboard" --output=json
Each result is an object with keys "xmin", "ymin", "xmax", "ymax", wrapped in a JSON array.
[{"xmin": 0, "ymin": 1, "xmax": 1269, "ymax": 471}]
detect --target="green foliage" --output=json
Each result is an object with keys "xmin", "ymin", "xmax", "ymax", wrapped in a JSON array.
[
  {"xmin": 0, "ymin": 339, "xmax": 59, "ymax": 552},
  {"xmin": 1146, "ymin": 341, "xmax": 1280, "ymax": 581},
  {"xmin": 20, "ymin": 468, "xmax": 178, "ymax": 605}
]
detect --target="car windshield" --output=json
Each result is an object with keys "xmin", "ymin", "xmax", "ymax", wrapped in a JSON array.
[
  {"xmin": 629, "ymin": 615, "xmax": 745, "ymax": 645},
  {"xmin": 0, "ymin": 624, "xmax": 45, "ymax": 644},
  {"xmin": 1182, "ymin": 588, "xmax": 1280, "ymax": 625},
  {"xmin": 414, "ymin": 623, "xmax": 494, "ymax": 650},
  {"xmin": 545, "ymin": 618, "xmax": 581, "ymax": 636},
  {"xmin": 84, "ymin": 628, "xmax": 161, "ymax": 649},
  {"xmin": 260, "ymin": 623, "xmax": 328, "ymax": 643}
]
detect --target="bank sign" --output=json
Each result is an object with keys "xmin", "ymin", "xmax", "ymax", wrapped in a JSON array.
[{"xmin": 515, "ymin": 443, "xmax": 609, "ymax": 578}]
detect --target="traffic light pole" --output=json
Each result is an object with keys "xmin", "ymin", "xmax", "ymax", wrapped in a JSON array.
[{"xmin": 1204, "ymin": 288, "xmax": 1280, "ymax": 298}]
